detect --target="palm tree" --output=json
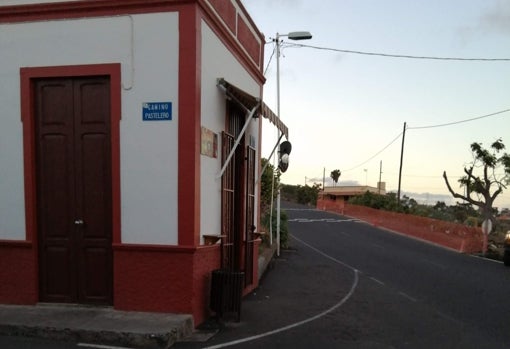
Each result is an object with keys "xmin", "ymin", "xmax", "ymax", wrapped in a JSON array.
[{"xmin": 330, "ymin": 169, "xmax": 341, "ymax": 187}]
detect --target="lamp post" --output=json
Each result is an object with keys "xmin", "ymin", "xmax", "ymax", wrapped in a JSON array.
[{"xmin": 275, "ymin": 31, "xmax": 312, "ymax": 257}]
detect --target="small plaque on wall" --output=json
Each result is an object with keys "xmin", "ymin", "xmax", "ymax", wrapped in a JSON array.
[{"xmin": 201, "ymin": 127, "xmax": 218, "ymax": 158}]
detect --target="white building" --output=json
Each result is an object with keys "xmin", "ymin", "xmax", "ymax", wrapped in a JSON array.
[{"xmin": 0, "ymin": 0, "xmax": 286, "ymax": 325}]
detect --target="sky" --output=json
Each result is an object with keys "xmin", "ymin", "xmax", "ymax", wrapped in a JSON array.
[{"xmin": 242, "ymin": 0, "xmax": 510, "ymax": 210}]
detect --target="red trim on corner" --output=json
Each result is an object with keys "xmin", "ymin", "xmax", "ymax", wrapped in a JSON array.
[
  {"xmin": 113, "ymin": 243, "xmax": 199, "ymax": 254},
  {"xmin": 0, "ymin": 0, "xmax": 264, "ymax": 84},
  {"xmin": 178, "ymin": 5, "xmax": 201, "ymax": 246},
  {"xmin": 20, "ymin": 64, "xmax": 122, "ymax": 245},
  {"xmin": 0, "ymin": 0, "xmax": 192, "ymax": 23},
  {"xmin": 208, "ymin": 0, "xmax": 236, "ymax": 34},
  {"xmin": 236, "ymin": 13, "xmax": 261, "ymax": 66},
  {"xmin": 200, "ymin": 2, "xmax": 264, "ymax": 84},
  {"xmin": 0, "ymin": 240, "xmax": 33, "ymax": 248}
]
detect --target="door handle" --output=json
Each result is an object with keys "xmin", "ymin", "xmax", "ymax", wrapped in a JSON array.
[{"xmin": 74, "ymin": 219, "xmax": 85, "ymax": 225}]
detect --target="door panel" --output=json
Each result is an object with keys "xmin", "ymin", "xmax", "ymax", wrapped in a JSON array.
[
  {"xmin": 44, "ymin": 246, "xmax": 73, "ymax": 300},
  {"xmin": 81, "ymin": 247, "xmax": 110, "ymax": 301},
  {"xmin": 81, "ymin": 134, "xmax": 109, "ymax": 238},
  {"xmin": 36, "ymin": 77, "xmax": 112, "ymax": 305},
  {"xmin": 36, "ymin": 79, "xmax": 76, "ymax": 303},
  {"xmin": 39, "ymin": 134, "xmax": 74, "ymax": 239}
]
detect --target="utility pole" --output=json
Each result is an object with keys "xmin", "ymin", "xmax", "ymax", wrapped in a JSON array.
[
  {"xmin": 275, "ymin": 31, "xmax": 312, "ymax": 257},
  {"xmin": 397, "ymin": 122, "xmax": 406, "ymax": 206},
  {"xmin": 323, "ymin": 167, "xmax": 325, "ymax": 190},
  {"xmin": 378, "ymin": 160, "xmax": 382, "ymax": 194}
]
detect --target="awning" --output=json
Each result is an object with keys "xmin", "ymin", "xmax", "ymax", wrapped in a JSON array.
[
  {"xmin": 217, "ymin": 78, "xmax": 289, "ymax": 139},
  {"xmin": 217, "ymin": 78, "xmax": 259, "ymax": 113},
  {"xmin": 260, "ymin": 103, "xmax": 288, "ymax": 139}
]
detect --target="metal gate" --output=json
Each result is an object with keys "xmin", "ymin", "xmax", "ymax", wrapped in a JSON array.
[
  {"xmin": 221, "ymin": 131, "xmax": 237, "ymax": 270},
  {"xmin": 244, "ymin": 145, "xmax": 256, "ymax": 286}
]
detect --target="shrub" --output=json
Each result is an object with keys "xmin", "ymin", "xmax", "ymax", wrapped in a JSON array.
[{"xmin": 261, "ymin": 209, "xmax": 289, "ymax": 249}]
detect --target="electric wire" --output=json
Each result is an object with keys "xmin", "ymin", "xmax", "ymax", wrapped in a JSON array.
[
  {"xmin": 343, "ymin": 131, "xmax": 403, "ymax": 172},
  {"xmin": 264, "ymin": 43, "xmax": 276, "ymax": 76},
  {"xmin": 408, "ymin": 108, "xmax": 510, "ymax": 130},
  {"xmin": 262, "ymin": 41, "xmax": 509, "ymax": 202},
  {"xmin": 341, "ymin": 107, "xmax": 510, "ymax": 173},
  {"xmin": 284, "ymin": 42, "xmax": 510, "ymax": 61}
]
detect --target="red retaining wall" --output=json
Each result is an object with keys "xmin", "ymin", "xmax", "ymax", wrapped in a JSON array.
[{"xmin": 317, "ymin": 200, "xmax": 483, "ymax": 253}]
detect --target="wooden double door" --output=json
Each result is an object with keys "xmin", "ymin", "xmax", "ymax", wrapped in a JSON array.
[{"xmin": 35, "ymin": 76, "xmax": 113, "ymax": 305}]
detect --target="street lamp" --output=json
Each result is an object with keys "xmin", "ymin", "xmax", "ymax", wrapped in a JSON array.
[{"xmin": 275, "ymin": 31, "xmax": 312, "ymax": 257}]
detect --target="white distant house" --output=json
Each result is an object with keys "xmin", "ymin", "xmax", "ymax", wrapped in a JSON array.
[{"xmin": 0, "ymin": 0, "xmax": 286, "ymax": 326}]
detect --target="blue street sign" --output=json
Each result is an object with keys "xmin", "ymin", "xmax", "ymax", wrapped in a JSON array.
[{"xmin": 142, "ymin": 102, "xmax": 172, "ymax": 121}]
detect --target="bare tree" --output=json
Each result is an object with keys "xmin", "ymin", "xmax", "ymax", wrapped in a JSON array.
[{"xmin": 443, "ymin": 138, "xmax": 510, "ymax": 254}]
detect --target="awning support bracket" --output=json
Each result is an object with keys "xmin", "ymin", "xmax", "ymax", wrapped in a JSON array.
[
  {"xmin": 217, "ymin": 102, "xmax": 260, "ymax": 179},
  {"xmin": 217, "ymin": 80, "xmax": 251, "ymax": 114},
  {"xmin": 256, "ymin": 133, "xmax": 284, "ymax": 184}
]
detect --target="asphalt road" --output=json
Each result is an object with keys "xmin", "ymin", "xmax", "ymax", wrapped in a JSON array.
[
  {"xmin": 3, "ymin": 202, "xmax": 510, "ymax": 348},
  {"xmin": 178, "ymin": 202, "xmax": 510, "ymax": 349}
]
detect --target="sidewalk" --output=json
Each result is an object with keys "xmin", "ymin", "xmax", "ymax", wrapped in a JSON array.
[
  {"xmin": 0, "ymin": 244, "xmax": 277, "ymax": 349},
  {"xmin": 0, "ymin": 304, "xmax": 193, "ymax": 348}
]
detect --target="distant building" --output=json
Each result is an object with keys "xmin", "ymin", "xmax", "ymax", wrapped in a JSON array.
[{"xmin": 317, "ymin": 183, "xmax": 386, "ymax": 212}]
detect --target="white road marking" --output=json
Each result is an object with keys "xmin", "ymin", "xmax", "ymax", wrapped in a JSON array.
[
  {"xmin": 369, "ymin": 277, "xmax": 385, "ymax": 286},
  {"xmin": 398, "ymin": 291, "xmax": 417, "ymax": 302},
  {"xmin": 292, "ymin": 234, "xmax": 359, "ymax": 271},
  {"xmin": 436, "ymin": 311, "xmax": 462, "ymax": 325},
  {"xmin": 202, "ymin": 235, "xmax": 359, "ymax": 349},
  {"xmin": 469, "ymin": 254, "xmax": 503, "ymax": 264},
  {"xmin": 78, "ymin": 344, "xmax": 134, "ymax": 349}
]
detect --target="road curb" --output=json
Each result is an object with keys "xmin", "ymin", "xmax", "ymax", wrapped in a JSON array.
[
  {"xmin": 0, "ymin": 304, "xmax": 193, "ymax": 349},
  {"xmin": 258, "ymin": 243, "xmax": 276, "ymax": 282}
]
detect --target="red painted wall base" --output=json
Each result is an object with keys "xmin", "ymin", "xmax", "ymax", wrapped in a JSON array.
[
  {"xmin": 0, "ymin": 241, "xmax": 260, "ymax": 327},
  {"xmin": 0, "ymin": 241, "xmax": 38, "ymax": 305},
  {"xmin": 113, "ymin": 244, "xmax": 221, "ymax": 325}
]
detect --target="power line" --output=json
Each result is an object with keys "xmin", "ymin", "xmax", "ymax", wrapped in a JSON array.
[
  {"xmin": 264, "ymin": 44, "xmax": 276, "ymax": 76},
  {"xmin": 342, "ymin": 107, "xmax": 509, "ymax": 172},
  {"xmin": 285, "ymin": 42, "xmax": 510, "ymax": 61},
  {"xmin": 343, "ymin": 131, "xmax": 403, "ymax": 172},
  {"xmin": 408, "ymin": 108, "xmax": 510, "ymax": 130}
]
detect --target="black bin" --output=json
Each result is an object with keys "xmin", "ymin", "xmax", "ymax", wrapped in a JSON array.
[{"xmin": 210, "ymin": 269, "xmax": 244, "ymax": 321}]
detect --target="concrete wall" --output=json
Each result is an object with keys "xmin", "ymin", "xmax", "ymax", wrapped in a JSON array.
[
  {"xmin": 199, "ymin": 20, "xmax": 261, "ymax": 242},
  {"xmin": 0, "ymin": 13, "xmax": 180, "ymax": 245}
]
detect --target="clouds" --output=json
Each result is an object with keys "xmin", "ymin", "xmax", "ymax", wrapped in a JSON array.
[
  {"xmin": 479, "ymin": 0, "xmax": 510, "ymax": 35},
  {"xmin": 458, "ymin": 0, "xmax": 510, "ymax": 44},
  {"xmin": 244, "ymin": 0, "xmax": 510, "ymax": 209}
]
